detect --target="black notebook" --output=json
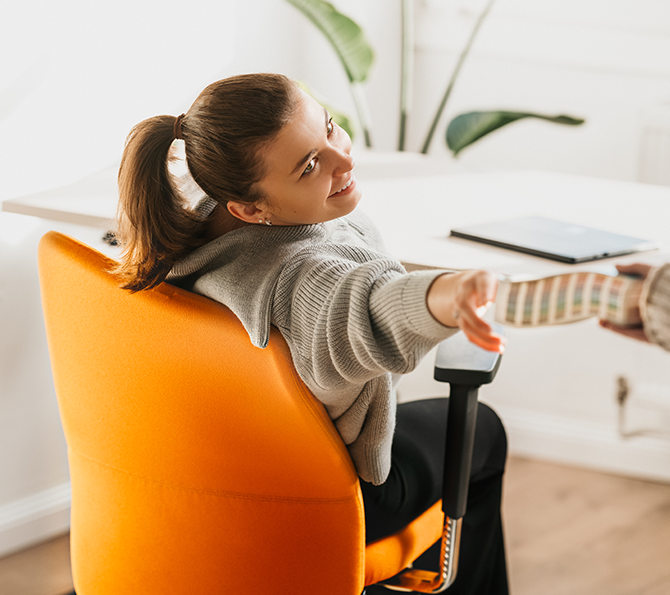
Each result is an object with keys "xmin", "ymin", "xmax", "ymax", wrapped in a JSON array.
[{"xmin": 450, "ymin": 216, "xmax": 658, "ymax": 264}]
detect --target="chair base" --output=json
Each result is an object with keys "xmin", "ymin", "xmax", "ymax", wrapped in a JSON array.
[{"xmin": 377, "ymin": 517, "xmax": 462, "ymax": 593}]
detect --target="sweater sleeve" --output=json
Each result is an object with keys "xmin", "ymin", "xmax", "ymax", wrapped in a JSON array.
[
  {"xmin": 640, "ymin": 263, "xmax": 670, "ymax": 352},
  {"xmin": 273, "ymin": 251, "xmax": 458, "ymax": 415},
  {"xmin": 272, "ymin": 252, "xmax": 458, "ymax": 484}
]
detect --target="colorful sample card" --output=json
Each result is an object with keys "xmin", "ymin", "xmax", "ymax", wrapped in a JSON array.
[{"xmin": 494, "ymin": 272, "xmax": 643, "ymax": 328}]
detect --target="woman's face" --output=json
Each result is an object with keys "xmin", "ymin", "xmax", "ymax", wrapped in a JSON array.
[{"xmin": 254, "ymin": 89, "xmax": 361, "ymax": 226}]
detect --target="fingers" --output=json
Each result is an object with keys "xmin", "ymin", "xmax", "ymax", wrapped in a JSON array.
[
  {"xmin": 463, "ymin": 326, "xmax": 506, "ymax": 353},
  {"xmin": 456, "ymin": 299, "xmax": 492, "ymax": 335},
  {"xmin": 453, "ymin": 271, "xmax": 505, "ymax": 352},
  {"xmin": 456, "ymin": 297, "xmax": 505, "ymax": 353},
  {"xmin": 426, "ymin": 270, "xmax": 505, "ymax": 352},
  {"xmin": 460, "ymin": 314, "xmax": 505, "ymax": 353},
  {"xmin": 472, "ymin": 270, "xmax": 498, "ymax": 307}
]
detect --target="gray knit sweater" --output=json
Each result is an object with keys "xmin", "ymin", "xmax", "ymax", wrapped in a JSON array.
[
  {"xmin": 641, "ymin": 263, "xmax": 670, "ymax": 351},
  {"xmin": 167, "ymin": 207, "xmax": 457, "ymax": 484}
]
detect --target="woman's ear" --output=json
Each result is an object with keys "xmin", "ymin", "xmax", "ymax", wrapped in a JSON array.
[{"xmin": 227, "ymin": 201, "xmax": 266, "ymax": 224}]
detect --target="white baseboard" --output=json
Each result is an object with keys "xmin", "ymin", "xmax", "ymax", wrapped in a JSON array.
[
  {"xmin": 495, "ymin": 405, "xmax": 670, "ymax": 483},
  {"xmin": 0, "ymin": 483, "xmax": 71, "ymax": 558}
]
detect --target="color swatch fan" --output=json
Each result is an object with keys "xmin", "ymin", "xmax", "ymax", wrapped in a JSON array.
[{"xmin": 495, "ymin": 271, "xmax": 643, "ymax": 327}]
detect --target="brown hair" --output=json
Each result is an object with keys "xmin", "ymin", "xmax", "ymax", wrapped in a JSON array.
[{"xmin": 115, "ymin": 73, "xmax": 299, "ymax": 291}]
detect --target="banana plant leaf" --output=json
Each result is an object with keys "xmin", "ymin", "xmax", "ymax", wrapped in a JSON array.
[
  {"xmin": 327, "ymin": 107, "xmax": 355, "ymax": 140},
  {"xmin": 447, "ymin": 111, "xmax": 585, "ymax": 156},
  {"xmin": 285, "ymin": 0, "xmax": 374, "ymax": 84}
]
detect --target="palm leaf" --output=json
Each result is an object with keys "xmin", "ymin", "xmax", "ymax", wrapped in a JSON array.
[
  {"xmin": 329, "ymin": 109, "xmax": 355, "ymax": 140},
  {"xmin": 398, "ymin": 0, "xmax": 414, "ymax": 151},
  {"xmin": 285, "ymin": 0, "xmax": 374, "ymax": 84},
  {"xmin": 285, "ymin": 0, "xmax": 375, "ymax": 146},
  {"xmin": 447, "ymin": 111, "xmax": 585, "ymax": 156},
  {"xmin": 420, "ymin": 0, "xmax": 497, "ymax": 154}
]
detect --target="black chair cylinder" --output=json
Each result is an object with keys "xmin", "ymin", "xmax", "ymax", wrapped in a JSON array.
[
  {"xmin": 441, "ymin": 384, "xmax": 480, "ymax": 519},
  {"xmin": 434, "ymin": 327, "xmax": 503, "ymax": 519}
]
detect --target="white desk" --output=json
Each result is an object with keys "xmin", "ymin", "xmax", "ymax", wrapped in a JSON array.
[
  {"xmin": 4, "ymin": 167, "xmax": 670, "ymax": 274},
  {"xmin": 360, "ymin": 170, "xmax": 670, "ymax": 275},
  {"xmin": 2, "ymin": 166, "xmax": 119, "ymax": 228}
]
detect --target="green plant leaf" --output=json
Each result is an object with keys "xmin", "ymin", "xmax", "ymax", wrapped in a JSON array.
[
  {"xmin": 285, "ymin": 0, "xmax": 374, "ymax": 84},
  {"xmin": 398, "ymin": 0, "xmax": 415, "ymax": 151},
  {"xmin": 447, "ymin": 111, "xmax": 585, "ymax": 156},
  {"xmin": 330, "ymin": 110, "xmax": 355, "ymax": 140},
  {"xmin": 421, "ymin": 0, "xmax": 497, "ymax": 154}
]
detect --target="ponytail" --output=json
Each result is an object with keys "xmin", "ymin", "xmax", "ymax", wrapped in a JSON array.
[
  {"xmin": 114, "ymin": 115, "xmax": 206, "ymax": 292},
  {"xmin": 114, "ymin": 73, "xmax": 299, "ymax": 292}
]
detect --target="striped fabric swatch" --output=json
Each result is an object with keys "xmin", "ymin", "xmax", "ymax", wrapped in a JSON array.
[{"xmin": 495, "ymin": 272, "xmax": 643, "ymax": 328}]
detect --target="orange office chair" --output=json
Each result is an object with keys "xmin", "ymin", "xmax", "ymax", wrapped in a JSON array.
[{"xmin": 38, "ymin": 231, "xmax": 501, "ymax": 594}]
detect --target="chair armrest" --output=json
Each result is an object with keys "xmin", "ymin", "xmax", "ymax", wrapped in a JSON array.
[
  {"xmin": 434, "ymin": 325, "xmax": 504, "ymax": 519},
  {"xmin": 433, "ymin": 324, "xmax": 503, "ymax": 386},
  {"xmin": 377, "ymin": 327, "xmax": 504, "ymax": 593}
]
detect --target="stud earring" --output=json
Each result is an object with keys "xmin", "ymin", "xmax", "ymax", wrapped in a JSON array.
[{"xmin": 265, "ymin": 218, "xmax": 272, "ymax": 226}]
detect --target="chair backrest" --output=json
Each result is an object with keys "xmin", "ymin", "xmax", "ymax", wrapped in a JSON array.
[{"xmin": 38, "ymin": 231, "xmax": 365, "ymax": 594}]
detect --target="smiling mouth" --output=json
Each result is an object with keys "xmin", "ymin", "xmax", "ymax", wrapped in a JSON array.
[{"xmin": 330, "ymin": 176, "xmax": 355, "ymax": 197}]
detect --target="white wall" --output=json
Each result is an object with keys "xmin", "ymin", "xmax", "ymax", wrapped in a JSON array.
[
  {"xmin": 0, "ymin": 217, "xmax": 113, "ymax": 556},
  {"xmin": 0, "ymin": 0, "xmax": 306, "ymax": 557},
  {"xmin": 2, "ymin": 0, "xmax": 670, "ymax": 556},
  {"xmin": 0, "ymin": 0, "xmax": 307, "ymax": 202}
]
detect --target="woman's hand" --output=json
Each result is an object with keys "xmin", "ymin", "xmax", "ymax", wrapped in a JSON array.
[
  {"xmin": 427, "ymin": 270, "xmax": 505, "ymax": 353},
  {"xmin": 598, "ymin": 263, "xmax": 652, "ymax": 344}
]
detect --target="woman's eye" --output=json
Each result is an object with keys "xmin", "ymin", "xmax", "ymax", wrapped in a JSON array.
[
  {"xmin": 327, "ymin": 118, "xmax": 334, "ymax": 135},
  {"xmin": 303, "ymin": 158, "xmax": 317, "ymax": 175}
]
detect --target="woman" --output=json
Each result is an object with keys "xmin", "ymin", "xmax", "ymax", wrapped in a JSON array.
[{"xmin": 115, "ymin": 73, "xmax": 508, "ymax": 593}]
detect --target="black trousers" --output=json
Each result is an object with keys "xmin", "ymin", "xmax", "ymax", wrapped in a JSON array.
[{"xmin": 361, "ymin": 397, "xmax": 509, "ymax": 595}]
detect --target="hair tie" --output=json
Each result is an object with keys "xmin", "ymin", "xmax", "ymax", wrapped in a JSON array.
[{"xmin": 173, "ymin": 113, "xmax": 185, "ymax": 140}]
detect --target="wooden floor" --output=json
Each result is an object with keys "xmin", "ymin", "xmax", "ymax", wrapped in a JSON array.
[
  {"xmin": 2, "ymin": 456, "xmax": 670, "ymax": 595},
  {"xmin": 0, "ymin": 532, "xmax": 73, "ymax": 595},
  {"xmin": 503, "ymin": 457, "xmax": 670, "ymax": 595}
]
